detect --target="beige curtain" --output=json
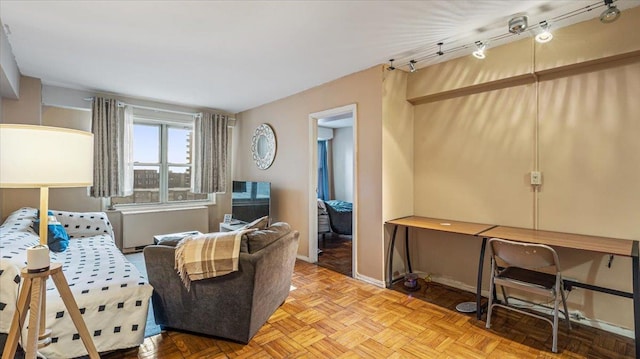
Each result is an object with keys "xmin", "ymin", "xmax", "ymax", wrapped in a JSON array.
[
  {"xmin": 90, "ymin": 97, "xmax": 133, "ymax": 197},
  {"xmin": 192, "ymin": 112, "xmax": 228, "ymax": 193}
]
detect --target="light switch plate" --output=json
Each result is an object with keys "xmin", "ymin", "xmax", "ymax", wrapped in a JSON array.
[{"xmin": 530, "ymin": 171, "xmax": 542, "ymax": 185}]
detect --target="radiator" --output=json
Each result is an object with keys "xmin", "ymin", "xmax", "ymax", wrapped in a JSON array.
[{"xmin": 121, "ymin": 206, "xmax": 209, "ymax": 251}]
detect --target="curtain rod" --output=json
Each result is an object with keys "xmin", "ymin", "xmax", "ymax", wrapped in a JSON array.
[{"xmin": 84, "ymin": 97, "xmax": 201, "ymax": 117}]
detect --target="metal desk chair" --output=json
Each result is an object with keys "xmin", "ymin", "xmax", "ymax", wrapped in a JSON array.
[{"xmin": 485, "ymin": 238, "xmax": 571, "ymax": 353}]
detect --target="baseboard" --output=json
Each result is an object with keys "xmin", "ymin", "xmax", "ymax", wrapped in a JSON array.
[
  {"xmin": 296, "ymin": 253, "xmax": 383, "ymax": 287},
  {"xmin": 354, "ymin": 272, "xmax": 385, "ymax": 288},
  {"xmin": 503, "ymin": 297, "xmax": 634, "ymax": 339},
  {"xmin": 427, "ymin": 273, "xmax": 484, "ymax": 296}
]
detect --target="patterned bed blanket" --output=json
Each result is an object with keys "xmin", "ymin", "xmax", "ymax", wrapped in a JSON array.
[
  {"xmin": 325, "ymin": 200, "xmax": 352, "ymax": 213},
  {"xmin": 324, "ymin": 200, "xmax": 353, "ymax": 235},
  {"xmin": 0, "ymin": 207, "xmax": 153, "ymax": 359}
]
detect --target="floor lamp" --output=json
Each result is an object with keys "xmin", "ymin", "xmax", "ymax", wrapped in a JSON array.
[{"xmin": 0, "ymin": 124, "xmax": 99, "ymax": 359}]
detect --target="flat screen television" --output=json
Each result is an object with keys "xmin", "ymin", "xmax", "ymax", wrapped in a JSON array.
[{"xmin": 231, "ymin": 181, "xmax": 271, "ymax": 224}]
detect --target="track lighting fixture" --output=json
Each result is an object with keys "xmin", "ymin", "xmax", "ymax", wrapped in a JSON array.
[
  {"xmin": 387, "ymin": 59, "xmax": 396, "ymax": 71},
  {"xmin": 600, "ymin": 0, "xmax": 621, "ymax": 23},
  {"xmin": 535, "ymin": 21, "xmax": 553, "ymax": 43},
  {"xmin": 387, "ymin": 1, "xmax": 623, "ymax": 70},
  {"xmin": 508, "ymin": 15, "xmax": 528, "ymax": 34},
  {"xmin": 409, "ymin": 60, "xmax": 417, "ymax": 72},
  {"xmin": 472, "ymin": 41, "xmax": 486, "ymax": 59}
]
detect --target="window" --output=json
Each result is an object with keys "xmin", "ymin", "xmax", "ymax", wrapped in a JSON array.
[{"xmin": 111, "ymin": 116, "xmax": 210, "ymax": 206}]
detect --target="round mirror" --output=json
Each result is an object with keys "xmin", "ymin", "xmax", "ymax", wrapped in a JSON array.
[{"xmin": 251, "ymin": 123, "xmax": 276, "ymax": 169}]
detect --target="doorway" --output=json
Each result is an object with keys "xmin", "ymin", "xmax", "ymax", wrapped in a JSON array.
[{"xmin": 308, "ymin": 104, "xmax": 357, "ymax": 277}]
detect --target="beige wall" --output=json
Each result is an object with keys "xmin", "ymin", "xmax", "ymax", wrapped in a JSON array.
[
  {"xmin": 1, "ymin": 76, "xmax": 41, "ymax": 125},
  {"xmin": 413, "ymin": 84, "xmax": 536, "ymax": 226},
  {"xmin": 235, "ymin": 65, "xmax": 384, "ymax": 281},
  {"xmin": 381, "ymin": 69, "xmax": 414, "ymax": 277},
  {"xmin": 406, "ymin": 9, "xmax": 640, "ymax": 331},
  {"xmin": 537, "ymin": 61, "xmax": 640, "ymax": 240},
  {"xmin": 1, "ymin": 76, "xmax": 44, "ymax": 221}
]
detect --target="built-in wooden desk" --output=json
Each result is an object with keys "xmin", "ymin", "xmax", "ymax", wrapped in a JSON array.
[
  {"xmin": 385, "ymin": 216, "xmax": 495, "ymax": 315},
  {"xmin": 386, "ymin": 217, "xmax": 640, "ymax": 358},
  {"xmin": 480, "ymin": 226, "xmax": 639, "ymax": 358},
  {"xmin": 386, "ymin": 216, "xmax": 495, "ymax": 236},
  {"xmin": 481, "ymin": 226, "xmax": 634, "ymax": 256}
]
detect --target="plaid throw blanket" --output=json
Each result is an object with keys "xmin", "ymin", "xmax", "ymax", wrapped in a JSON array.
[{"xmin": 175, "ymin": 230, "xmax": 253, "ymax": 290}]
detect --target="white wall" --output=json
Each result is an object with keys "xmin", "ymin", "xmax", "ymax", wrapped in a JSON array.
[{"xmin": 331, "ymin": 126, "xmax": 353, "ymax": 202}]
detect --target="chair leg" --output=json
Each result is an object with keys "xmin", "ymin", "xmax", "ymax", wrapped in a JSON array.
[
  {"xmin": 486, "ymin": 282, "xmax": 494, "ymax": 328},
  {"xmin": 500, "ymin": 286, "xmax": 509, "ymax": 305},
  {"xmin": 486, "ymin": 262, "xmax": 496, "ymax": 329},
  {"xmin": 552, "ymin": 290, "xmax": 560, "ymax": 353},
  {"xmin": 560, "ymin": 287, "xmax": 572, "ymax": 330}
]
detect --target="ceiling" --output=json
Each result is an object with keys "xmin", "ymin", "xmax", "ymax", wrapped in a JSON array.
[{"xmin": 1, "ymin": 1, "xmax": 637, "ymax": 114}]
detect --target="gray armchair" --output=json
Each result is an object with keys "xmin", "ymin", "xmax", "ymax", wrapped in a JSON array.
[{"xmin": 143, "ymin": 225, "xmax": 299, "ymax": 343}]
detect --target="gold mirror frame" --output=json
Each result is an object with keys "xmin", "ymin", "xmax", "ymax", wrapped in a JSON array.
[{"xmin": 251, "ymin": 123, "xmax": 276, "ymax": 170}]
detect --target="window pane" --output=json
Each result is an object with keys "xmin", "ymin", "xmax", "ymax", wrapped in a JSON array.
[
  {"xmin": 134, "ymin": 124, "xmax": 159, "ymax": 163},
  {"xmin": 168, "ymin": 127, "xmax": 192, "ymax": 164},
  {"xmin": 111, "ymin": 166, "xmax": 160, "ymax": 204},
  {"xmin": 132, "ymin": 166, "xmax": 160, "ymax": 203},
  {"xmin": 168, "ymin": 166, "xmax": 207, "ymax": 202}
]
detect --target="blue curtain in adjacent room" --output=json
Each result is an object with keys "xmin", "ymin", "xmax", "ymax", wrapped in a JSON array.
[{"xmin": 318, "ymin": 140, "xmax": 329, "ymax": 201}]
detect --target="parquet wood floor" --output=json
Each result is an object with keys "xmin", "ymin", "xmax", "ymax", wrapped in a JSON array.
[
  {"xmin": 317, "ymin": 233, "xmax": 352, "ymax": 277},
  {"xmin": 102, "ymin": 260, "xmax": 634, "ymax": 359}
]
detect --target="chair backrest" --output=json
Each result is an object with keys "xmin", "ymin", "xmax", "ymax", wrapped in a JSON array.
[{"xmin": 488, "ymin": 238, "xmax": 561, "ymax": 273}]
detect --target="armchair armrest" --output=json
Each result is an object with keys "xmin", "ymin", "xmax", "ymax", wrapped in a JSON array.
[{"xmin": 53, "ymin": 210, "xmax": 115, "ymax": 240}]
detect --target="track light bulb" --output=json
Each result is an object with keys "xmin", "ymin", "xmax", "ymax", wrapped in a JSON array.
[
  {"xmin": 472, "ymin": 42, "xmax": 486, "ymax": 59},
  {"xmin": 409, "ymin": 60, "xmax": 417, "ymax": 73},
  {"xmin": 535, "ymin": 21, "xmax": 553, "ymax": 43},
  {"xmin": 600, "ymin": 0, "xmax": 621, "ymax": 23},
  {"xmin": 472, "ymin": 50, "xmax": 485, "ymax": 59}
]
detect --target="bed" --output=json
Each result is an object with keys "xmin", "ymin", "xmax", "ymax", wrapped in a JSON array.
[
  {"xmin": 317, "ymin": 199, "xmax": 331, "ymax": 236},
  {"xmin": 323, "ymin": 200, "xmax": 353, "ymax": 235},
  {"xmin": 0, "ymin": 208, "xmax": 153, "ymax": 358}
]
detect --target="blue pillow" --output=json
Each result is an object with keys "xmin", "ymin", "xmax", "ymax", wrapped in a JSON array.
[{"xmin": 33, "ymin": 213, "xmax": 70, "ymax": 253}]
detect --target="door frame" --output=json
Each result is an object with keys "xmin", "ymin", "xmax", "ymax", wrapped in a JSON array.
[{"xmin": 308, "ymin": 104, "xmax": 357, "ymax": 275}]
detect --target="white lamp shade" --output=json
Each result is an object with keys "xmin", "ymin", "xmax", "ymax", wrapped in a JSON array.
[{"xmin": 0, "ymin": 124, "xmax": 94, "ymax": 188}]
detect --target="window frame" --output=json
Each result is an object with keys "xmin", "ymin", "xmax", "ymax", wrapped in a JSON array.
[{"xmin": 110, "ymin": 115, "xmax": 214, "ymax": 209}]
